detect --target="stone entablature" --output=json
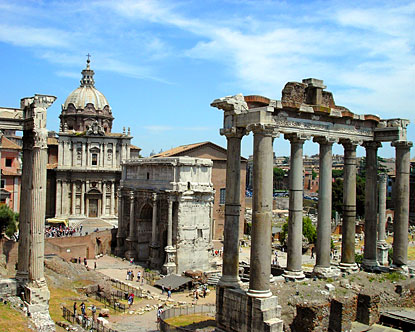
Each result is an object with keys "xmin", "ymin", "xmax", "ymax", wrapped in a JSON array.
[{"xmin": 117, "ymin": 157, "xmax": 215, "ymax": 274}]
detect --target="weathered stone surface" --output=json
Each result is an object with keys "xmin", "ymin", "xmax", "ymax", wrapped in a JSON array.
[
  {"xmin": 329, "ymin": 296, "xmax": 357, "ymax": 332},
  {"xmin": 356, "ymin": 293, "xmax": 380, "ymax": 326},
  {"xmin": 292, "ymin": 302, "xmax": 330, "ymax": 332}
]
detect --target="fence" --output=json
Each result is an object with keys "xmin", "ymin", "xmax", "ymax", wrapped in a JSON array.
[
  {"xmin": 94, "ymin": 292, "xmax": 126, "ymax": 313},
  {"xmin": 159, "ymin": 304, "xmax": 216, "ymax": 332},
  {"xmin": 110, "ymin": 278, "xmax": 144, "ymax": 298},
  {"xmin": 62, "ymin": 306, "xmax": 119, "ymax": 332}
]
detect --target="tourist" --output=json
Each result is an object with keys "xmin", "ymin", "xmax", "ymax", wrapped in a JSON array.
[
  {"xmin": 157, "ymin": 305, "xmax": 163, "ymax": 323},
  {"xmin": 203, "ymin": 286, "xmax": 207, "ymax": 298},
  {"xmin": 137, "ymin": 270, "xmax": 141, "ymax": 282},
  {"xmin": 128, "ymin": 294, "xmax": 133, "ymax": 308},
  {"xmin": 311, "ymin": 246, "xmax": 315, "ymax": 259},
  {"xmin": 91, "ymin": 304, "xmax": 96, "ymax": 321},
  {"xmin": 78, "ymin": 257, "xmax": 81, "ymax": 264},
  {"xmin": 80, "ymin": 302, "xmax": 86, "ymax": 316},
  {"xmin": 73, "ymin": 301, "xmax": 77, "ymax": 317},
  {"xmin": 167, "ymin": 287, "xmax": 172, "ymax": 299},
  {"xmin": 161, "ymin": 285, "xmax": 165, "ymax": 294},
  {"xmin": 94, "ymin": 261, "xmax": 97, "ymax": 270},
  {"xmin": 84, "ymin": 257, "xmax": 87, "ymax": 267}
]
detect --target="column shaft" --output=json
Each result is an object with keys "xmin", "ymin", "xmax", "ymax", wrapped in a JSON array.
[
  {"xmin": 110, "ymin": 181, "xmax": 115, "ymax": 215},
  {"xmin": 285, "ymin": 136, "xmax": 305, "ymax": 277},
  {"xmin": 115, "ymin": 188, "xmax": 125, "ymax": 256},
  {"xmin": 102, "ymin": 182, "xmax": 107, "ymax": 216},
  {"xmin": 219, "ymin": 130, "xmax": 244, "ymax": 287},
  {"xmin": 341, "ymin": 142, "xmax": 357, "ymax": 267},
  {"xmin": 81, "ymin": 182, "xmax": 85, "ymax": 216},
  {"xmin": 248, "ymin": 126, "xmax": 273, "ymax": 298},
  {"xmin": 55, "ymin": 180, "xmax": 62, "ymax": 216},
  {"xmin": 378, "ymin": 174, "xmax": 387, "ymax": 242},
  {"xmin": 151, "ymin": 194, "xmax": 158, "ymax": 244},
  {"xmin": 167, "ymin": 198, "xmax": 173, "ymax": 247},
  {"xmin": 363, "ymin": 142, "xmax": 380, "ymax": 268},
  {"xmin": 314, "ymin": 138, "xmax": 333, "ymax": 273},
  {"xmin": 72, "ymin": 182, "xmax": 76, "ymax": 215},
  {"xmin": 392, "ymin": 141, "xmax": 412, "ymax": 267},
  {"xmin": 128, "ymin": 191, "xmax": 135, "ymax": 239}
]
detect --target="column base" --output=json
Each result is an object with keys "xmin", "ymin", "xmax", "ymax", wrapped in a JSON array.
[
  {"xmin": 389, "ymin": 264, "xmax": 409, "ymax": 275},
  {"xmin": 313, "ymin": 266, "xmax": 340, "ymax": 279},
  {"xmin": 376, "ymin": 241, "xmax": 390, "ymax": 266},
  {"xmin": 162, "ymin": 246, "xmax": 177, "ymax": 275},
  {"xmin": 362, "ymin": 258, "xmax": 378, "ymax": 271},
  {"xmin": 216, "ymin": 286, "xmax": 283, "ymax": 332},
  {"xmin": 339, "ymin": 262, "xmax": 359, "ymax": 274},
  {"xmin": 246, "ymin": 288, "xmax": 273, "ymax": 298},
  {"xmin": 282, "ymin": 269, "xmax": 305, "ymax": 281},
  {"xmin": 217, "ymin": 274, "xmax": 242, "ymax": 288}
]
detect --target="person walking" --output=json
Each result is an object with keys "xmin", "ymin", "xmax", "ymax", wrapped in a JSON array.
[
  {"xmin": 73, "ymin": 301, "xmax": 77, "ymax": 317},
  {"xmin": 80, "ymin": 302, "xmax": 86, "ymax": 316},
  {"xmin": 157, "ymin": 305, "xmax": 163, "ymax": 323},
  {"xmin": 167, "ymin": 287, "xmax": 172, "ymax": 299},
  {"xmin": 94, "ymin": 261, "xmax": 97, "ymax": 270},
  {"xmin": 91, "ymin": 304, "xmax": 96, "ymax": 321}
]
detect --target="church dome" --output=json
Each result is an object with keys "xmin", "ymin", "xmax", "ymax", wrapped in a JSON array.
[
  {"xmin": 63, "ymin": 59, "xmax": 110, "ymax": 111},
  {"xmin": 60, "ymin": 57, "xmax": 114, "ymax": 133}
]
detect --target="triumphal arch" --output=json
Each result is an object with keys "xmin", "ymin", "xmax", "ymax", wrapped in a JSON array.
[{"xmin": 211, "ymin": 78, "xmax": 411, "ymax": 332}]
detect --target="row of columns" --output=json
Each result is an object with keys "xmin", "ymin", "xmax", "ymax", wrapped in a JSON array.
[
  {"xmin": 220, "ymin": 125, "xmax": 412, "ymax": 298},
  {"xmin": 55, "ymin": 179, "xmax": 116, "ymax": 217}
]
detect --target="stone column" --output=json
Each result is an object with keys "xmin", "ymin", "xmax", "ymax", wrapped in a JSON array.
[
  {"xmin": 110, "ymin": 181, "xmax": 115, "ymax": 216},
  {"xmin": 55, "ymin": 179, "xmax": 62, "ymax": 216},
  {"xmin": 163, "ymin": 196, "xmax": 176, "ymax": 274},
  {"xmin": 102, "ymin": 182, "xmax": 107, "ymax": 216},
  {"xmin": 112, "ymin": 143, "xmax": 116, "ymax": 168},
  {"xmin": 149, "ymin": 193, "xmax": 160, "ymax": 268},
  {"xmin": 313, "ymin": 137, "xmax": 337, "ymax": 278},
  {"xmin": 81, "ymin": 182, "xmax": 85, "ymax": 216},
  {"xmin": 58, "ymin": 141, "xmax": 63, "ymax": 166},
  {"xmin": 218, "ymin": 127, "xmax": 245, "ymax": 288},
  {"xmin": 125, "ymin": 191, "xmax": 137, "ymax": 259},
  {"xmin": 284, "ymin": 134, "xmax": 306, "ymax": 280},
  {"xmin": 362, "ymin": 141, "xmax": 381, "ymax": 269},
  {"xmin": 377, "ymin": 173, "xmax": 389, "ymax": 265},
  {"xmin": 115, "ymin": 188, "xmax": 125, "ymax": 256},
  {"xmin": 391, "ymin": 140, "xmax": 412, "ymax": 270},
  {"xmin": 247, "ymin": 124, "xmax": 274, "ymax": 298},
  {"xmin": 62, "ymin": 180, "xmax": 68, "ymax": 216},
  {"xmin": 340, "ymin": 141, "xmax": 358, "ymax": 272},
  {"xmin": 85, "ymin": 181, "xmax": 90, "ymax": 217},
  {"xmin": 82, "ymin": 142, "xmax": 86, "ymax": 167},
  {"xmin": 71, "ymin": 182, "xmax": 76, "ymax": 216},
  {"xmin": 17, "ymin": 95, "xmax": 56, "ymax": 329}
]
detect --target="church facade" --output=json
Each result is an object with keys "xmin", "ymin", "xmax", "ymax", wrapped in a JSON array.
[{"xmin": 46, "ymin": 59, "xmax": 139, "ymax": 223}]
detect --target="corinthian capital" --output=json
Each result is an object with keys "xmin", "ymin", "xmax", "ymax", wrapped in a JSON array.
[
  {"xmin": 247, "ymin": 123, "xmax": 278, "ymax": 137},
  {"xmin": 220, "ymin": 127, "xmax": 246, "ymax": 138},
  {"xmin": 391, "ymin": 140, "xmax": 413, "ymax": 150},
  {"xmin": 211, "ymin": 93, "xmax": 248, "ymax": 115}
]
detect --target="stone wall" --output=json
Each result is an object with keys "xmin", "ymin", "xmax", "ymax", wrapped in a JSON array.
[{"xmin": 0, "ymin": 238, "xmax": 18, "ymax": 276}]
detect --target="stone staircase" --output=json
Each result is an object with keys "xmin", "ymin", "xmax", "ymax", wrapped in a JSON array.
[{"xmin": 207, "ymin": 272, "xmax": 221, "ymax": 285}]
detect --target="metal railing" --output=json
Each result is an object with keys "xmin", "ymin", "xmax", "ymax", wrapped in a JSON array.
[
  {"xmin": 94, "ymin": 292, "xmax": 126, "ymax": 313},
  {"xmin": 110, "ymin": 278, "xmax": 144, "ymax": 298},
  {"xmin": 62, "ymin": 306, "xmax": 119, "ymax": 332}
]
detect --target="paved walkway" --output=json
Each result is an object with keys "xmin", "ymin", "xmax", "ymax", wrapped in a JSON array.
[{"xmin": 90, "ymin": 255, "xmax": 215, "ymax": 332}]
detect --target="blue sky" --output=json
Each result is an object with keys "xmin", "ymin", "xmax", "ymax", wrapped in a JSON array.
[{"xmin": 0, "ymin": 0, "xmax": 414, "ymax": 158}]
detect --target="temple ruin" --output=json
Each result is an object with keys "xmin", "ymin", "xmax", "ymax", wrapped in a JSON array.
[
  {"xmin": 211, "ymin": 78, "xmax": 411, "ymax": 332},
  {"xmin": 0, "ymin": 95, "xmax": 56, "ymax": 331}
]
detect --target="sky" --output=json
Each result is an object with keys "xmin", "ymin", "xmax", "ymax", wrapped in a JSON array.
[{"xmin": 0, "ymin": 0, "xmax": 414, "ymax": 158}]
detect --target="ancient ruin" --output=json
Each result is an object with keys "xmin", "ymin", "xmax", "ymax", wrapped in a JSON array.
[
  {"xmin": 211, "ymin": 78, "xmax": 411, "ymax": 332},
  {"xmin": 0, "ymin": 95, "xmax": 56, "ymax": 331},
  {"xmin": 116, "ymin": 157, "xmax": 215, "ymax": 274}
]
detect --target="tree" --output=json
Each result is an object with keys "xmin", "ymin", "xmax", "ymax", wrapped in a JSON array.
[
  {"xmin": 279, "ymin": 216, "xmax": 316, "ymax": 245},
  {"xmin": 273, "ymin": 167, "xmax": 286, "ymax": 191},
  {"xmin": 0, "ymin": 205, "xmax": 18, "ymax": 238},
  {"xmin": 331, "ymin": 173, "xmax": 366, "ymax": 218}
]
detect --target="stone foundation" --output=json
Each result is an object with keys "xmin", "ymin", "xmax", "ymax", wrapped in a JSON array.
[
  {"xmin": 356, "ymin": 293, "xmax": 380, "ymax": 326},
  {"xmin": 216, "ymin": 286, "xmax": 283, "ymax": 332},
  {"xmin": 292, "ymin": 302, "xmax": 330, "ymax": 332}
]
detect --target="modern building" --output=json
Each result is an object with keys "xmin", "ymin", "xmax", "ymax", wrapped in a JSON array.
[
  {"xmin": 46, "ymin": 59, "xmax": 140, "ymax": 223},
  {"xmin": 151, "ymin": 142, "xmax": 247, "ymax": 241}
]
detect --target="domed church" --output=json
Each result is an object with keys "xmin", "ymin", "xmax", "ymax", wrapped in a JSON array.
[{"xmin": 46, "ymin": 58, "xmax": 140, "ymax": 224}]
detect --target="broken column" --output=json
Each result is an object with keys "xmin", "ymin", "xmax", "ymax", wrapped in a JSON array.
[
  {"xmin": 16, "ymin": 95, "xmax": 56, "ymax": 331},
  {"xmin": 391, "ymin": 140, "xmax": 412, "ymax": 271},
  {"xmin": 340, "ymin": 140, "xmax": 359, "ymax": 272},
  {"xmin": 377, "ymin": 173, "xmax": 389, "ymax": 265},
  {"xmin": 362, "ymin": 141, "xmax": 381, "ymax": 270},
  {"xmin": 284, "ymin": 134, "xmax": 306, "ymax": 280}
]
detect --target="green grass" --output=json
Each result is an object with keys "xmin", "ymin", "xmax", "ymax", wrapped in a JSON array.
[
  {"xmin": 165, "ymin": 314, "xmax": 215, "ymax": 327},
  {"xmin": 0, "ymin": 301, "xmax": 31, "ymax": 332}
]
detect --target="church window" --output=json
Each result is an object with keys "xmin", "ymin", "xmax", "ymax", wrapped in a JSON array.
[
  {"xmin": 5, "ymin": 158, "xmax": 12, "ymax": 167},
  {"xmin": 219, "ymin": 188, "xmax": 226, "ymax": 205},
  {"xmin": 92, "ymin": 153, "xmax": 98, "ymax": 166}
]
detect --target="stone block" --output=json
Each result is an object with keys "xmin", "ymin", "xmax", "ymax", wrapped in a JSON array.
[
  {"xmin": 329, "ymin": 296, "xmax": 357, "ymax": 332},
  {"xmin": 0, "ymin": 278, "xmax": 17, "ymax": 296},
  {"xmin": 292, "ymin": 302, "xmax": 330, "ymax": 332},
  {"xmin": 325, "ymin": 283, "xmax": 335, "ymax": 292},
  {"xmin": 356, "ymin": 293, "xmax": 380, "ymax": 326}
]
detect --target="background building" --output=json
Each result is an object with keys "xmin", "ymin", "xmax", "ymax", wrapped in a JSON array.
[{"xmin": 46, "ymin": 59, "xmax": 139, "ymax": 224}]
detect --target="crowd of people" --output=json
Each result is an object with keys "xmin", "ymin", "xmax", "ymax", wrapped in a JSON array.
[{"xmin": 44, "ymin": 225, "xmax": 82, "ymax": 238}]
